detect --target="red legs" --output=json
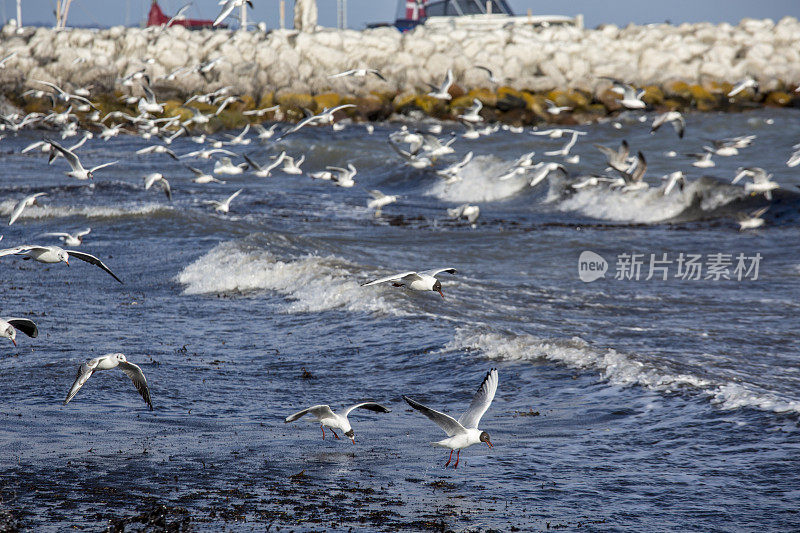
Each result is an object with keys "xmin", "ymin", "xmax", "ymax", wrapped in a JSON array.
[
  {"xmin": 331, "ymin": 429, "xmax": 340, "ymax": 440},
  {"xmin": 444, "ymin": 450, "xmax": 453, "ymax": 467},
  {"xmin": 453, "ymin": 450, "xmax": 461, "ymax": 469},
  {"xmin": 321, "ymin": 425, "xmax": 325, "ymax": 440}
]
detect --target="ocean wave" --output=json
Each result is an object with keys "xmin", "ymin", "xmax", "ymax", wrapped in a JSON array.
[
  {"xmin": 177, "ymin": 240, "xmax": 405, "ymax": 315},
  {"xmin": 447, "ymin": 327, "xmax": 800, "ymax": 415},
  {"xmin": 0, "ymin": 200, "xmax": 171, "ymax": 221},
  {"xmin": 425, "ymin": 155, "xmax": 529, "ymax": 203}
]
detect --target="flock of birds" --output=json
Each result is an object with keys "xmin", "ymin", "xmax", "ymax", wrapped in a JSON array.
[{"xmin": 0, "ymin": 61, "xmax": 794, "ymax": 466}]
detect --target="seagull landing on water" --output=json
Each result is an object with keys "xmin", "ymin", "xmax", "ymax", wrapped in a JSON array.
[
  {"xmin": 447, "ymin": 203, "xmax": 480, "ymax": 225},
  {"xmin": 0, "ymin": 317, "xmax": 38, "ymax": 347},
  {"xmin": 0, "ymin": 245, "xmax": 122, "ymax": 283},
  {"xmin": 9, "ymin": 192, "xmax": 47, "ymax": 226},
  {"xmin": 361, "ymin": 268, "xmax": 457, "ymax": 298},
  {"xmin": 41, "ymin": 228, "xmax": 91, "ymax": 247},
  {"xmin": 403, "ymin": 368, "xmax": 497, "ymax": 469},
  {"xmin": 284, "ymin": 402, "xmax": 391, "ymax": 443},
  {"xmin": 64, "ymin": 353, "xmax": 152, "ymax": 410},
  {"xmin": 736, "ymin": 206, "xmax": 769, "ymax": 231}
]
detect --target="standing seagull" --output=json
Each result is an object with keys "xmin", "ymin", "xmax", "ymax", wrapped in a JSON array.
[
  {"xmin": 284, "ymin": 402, "xmax": 391, "ymax": 443},
  {"xmin": 45, "ymin": 139, "xmax": 117, "ymax": 180},
  {"xmin": 64, "ymin": 353, "xmax": 152, "ymax": 410},
  {"xmin": 8, "ymin": 192, "xmax": 47, "ymax": 226},
  {"xmin": 403, "ymin": 368, "xmax": 497, "ymax": 469},
  {"xmin": 0, "ymin": 317, "xmax": 38, "ymax": 347},
  {"xmin": 361, "ymin": 268, "xmax": 457, "ymax": 297},
  {"xmin": 207, "ymin": 188, "xmax": 243, "ymax": 213},
  {"xmin": 0, "ymin": 245, "xmax": 123, "ymax": 283}
]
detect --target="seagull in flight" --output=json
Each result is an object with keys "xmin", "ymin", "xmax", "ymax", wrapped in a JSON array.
[
  {"xmin": 41, "ymin": 228, "xmax": 92, "ymax": 247},
  {"xmin": 328, "ymin": 69, "xmax": 386, "ymax": 81},
  {"xmin": 736, "ymin": 206, "xmax": 769, "ymax": 231},
  {"xmin": 361, "ymin": 268, "xmax": 457, "ymax": 297},
  {"xmin": 45, "ymin": 138, "xmax": 118, "ymax": 180},
  {"xmin": 8, "ymin": 192, "xmax": 47, "ymax": 226},
  {"xmin": 427, "ymin": 69, "xmax": 455, "ymax": 100},
  {"xmin": 214, "ymin": 0, "xmax": 253, "ymax": 27},
  {"xmin": 650, "ymin": 111, "xmax": 685, "ymax": 138},
  {"xmin": 144, "ymin": 173, "xmax": 172, "ymax": 201},
  {"xmin": 728, "ymin": 76, "xmax": 759, "ymax": 97},
  {"xmin": 285, "ymin": 402, "xmax": 391, "ymax": 443},
  {"xmin": 403, "ymin": 368, "xmax": 497, "ymax": 469},
  {"xmin": 0, "ymin": 245, "xmax": 123, "ymax": 283},
  {"xmin": 207, "ymin": 188, "xmax": 243, "ymax": 213},
  {"xmin": 278, "ymin": 104, "xmax": 356, "ymax": 139},
  {"xmin": 0, "ymin": 317, "xmax": 38, "ymax": 347},
  {"xmin": 64, "ymin": 353, "xmax": 152, "ymax": 410},
  {"xmin": 186, "ymin": 166, "xmax": 225, "ymax": 184}
]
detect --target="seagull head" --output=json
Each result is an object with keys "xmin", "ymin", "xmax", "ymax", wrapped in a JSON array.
[
  {"xmin": 58, "ymin": 250, "xmax": 70, "ymax": 266},
  {"xmin": 114, "ymin": 354, "xmax": 128, "ymax": 363},
  {"xmin": 345, "ymin": 429, "xmax": 355, "ymax": 444},
  {"xmin": 3, "ymin": 325, "xmax": 16, "ymax": 346},
  {"xmin": 479, "ymin": 431, "xmax": 493, "ymax": 448},
  {"xmin": 433, "ymin": 279, "xmax": 443, "ymax": 298}
]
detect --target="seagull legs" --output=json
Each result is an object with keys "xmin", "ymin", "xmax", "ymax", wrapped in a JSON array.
[
  {"xmin": 321, "ymin": 425, "xmax": 325, "ymax": 440},
  {"xmin": 331, "ymin": 429, "xmax": 340, "ymax": 440},
  {"xmin": 444, "ymin": 450, "xmax": 453, "ymax": 467},
  {"xmin": 453, "ymin": 450, "xmax": 461, "ymax": 469}
]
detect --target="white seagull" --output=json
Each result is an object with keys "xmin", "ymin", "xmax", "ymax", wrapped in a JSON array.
[
  {"xmin": 427, "ymin": 69, "xmax": 454, "ymax": 100},
  {"xmin": 144, "ymin": 173, "xmax": 172, "ymax": 201},
  {"xmin": 367, "ymin": 189, "xmax": 398, "ymax": 216},
  {"xmin": 64, "ymin": 353, "xmax": 152, "ymax": 410},
  {"xmin": 214, "ymin": 0, "xmax": 253, "ymax": 27},
  {"xmin": 0, "ymin": 317, "xmax": 38, "ymax": 347},
  {"xmin": 403, "ymin": 368, "xmax": 497, "ymax": 469},
  {"xmin": 651, "ymin": 111, "xmax": 685, "ymax": 138},
  {"xmin": 187, "ymin": 165, "xmax": 225, "ymax": 184},
  {"xmin": 208, "ymin": 188, "xmax": 243, "ymax": 213},
  {"xmin": 737, "ymin": 206, "xmax": 769, "ymax": 231},
  {"xmin": 45, "ymin": 139, "xmax": 118, "ymax": 180},
  {"xmin": 728, "ymin": 76, "xmax": 759, "ymax": 97},
  {"xmin": 361, "ymin": 268, "xmax": 457, "ymax": 297},
  {"xmin": 447, "ymin": 203, "xmax": 480, "ymax": 225},
  {"xmin": 328, "ymin": 69, "xmax": 386, "ymax": 81},
  {"xmin": 328, "ymin": 164, "xmax": 357, "ymax": 187},
  {"xmin": 284, "ymin": 402, "xmax": 391, "ymax": 443},
  {"xmin": 0, "ymin": 245, "xmax": 122, "ymax": 283},
  {"xmin": 732, "ymin": 167, "xmax": 779, "ymax": 200},
  {"xmin": 41, "ymin": 228, "xmax": 92, "ymax": 247},
  {"xmin": 8, "ymin": 192, "xmax": 47, "ymax": 226},
  {"xmin": 214, "ymin": 157, "xmax": 247, "ymax": 175},
  {"xmin": 458, "ymin": 99, "xmax": 483, "ymax": 123}
]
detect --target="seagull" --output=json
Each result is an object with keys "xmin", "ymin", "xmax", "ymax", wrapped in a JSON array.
[
  {"xmin": 0, "ymin": 51, "xmax": 17, "ymax": 69},
  {"xmin": 367, "ymin": 189, "xmax": 398, "ymax": 216},
  {"xmin": 164, "ymin": 2, "xmax": 192, "ymax": 27},
  {"xmin": 787, "ymin": 145, "xmax": 800, "ymax": 167},
  {"xmin": 650, "ymin": 111, "xmax": 685, "ymax": 138},
  {"xmin": 328, "ymin": 164, "xmax": 357, "ymax": 187},
  {"xmin": 728, "ymin": 76, "xmax": 759, "ymax": 97},
  {"xmin": 281, "ymin": 155, "xmax": 305, "ymax": 175},
  {"xmin": 532, "ymin": 128, "xmax": 583, "ymax": 139},
  {"xmin": 328, "ymin": 69, "xmax": 386, "ymax": 81},
  {"xmin": 686, "ymin": 149, "xmax": 715, "ymax": 168},
  {"xmin": 458, "ymin": 99, "xmax": 483, "ymax": 123},
  {"xmin": 31, "ymin": 79, "xmax": 96, "ymax": 108},
  {"xmin": 144, "ymin": 173, "xmax": 172, "ymax": 201},
  {"xmin": 285, "ymin": 402, "xmax": 391, "ymax": 443},
  {"xmin": 361, "ymin": 268, "xmax": 457, "ymax": 297},
  {"xmin": 388, "ymin": 141, "xmax": 432, "ymax": 169},
  {"xmin": 137, "ymin": 84, "xmax": 164, "ymax": 115},
  {"xmin": 569, "ymin": 175, "xmax": 622, "ymax": 190},
  {"xmin": 207, "ymin": 188, "xmax": 243, "ymax": 213},
  {"xmin": 243, "ymin": 106, "xmax": 280, "ymax": 117},
  {"xmin": 436, "ymin": 151, "xmax": 474, "ymax": 184},
  {"xmin": 8, "ymin": 192, "xmax": 47, "ymax": 226},
  {"xmin": 0, "ymin": 317, "xmax": 38, "ymax": 347},
  {"xmin": 46, "ymin": 131, "xmax": 92, "ymax": 164},
  {"xmin": 472, "ymin": 65, "xmax": 501, "ymax": 84},
  {"xmin": 528, "ymin": 162, "xmax": 567, "ymax": 187},
  {"xmin": 214, "ymin": 157, "xmax": 247, "ymax": 175},
  {"xmin": 447, "ymin": 203, "xmax": 480, "ymax": 225},
  {"xmin": 214, "ymin": 96, "xmax": 243, "ymax": 116},
  {"xmin": 421, "ymin": 134, "xmax": 456, "ymax": 157},
  {"xmin": 732, "ymin": 167, "xmax": 779, "ymax": 199},
  {"xmin": 661, "ymin": 171, "xmax": 687, "ymax": 195},
  {"xmin": 223, "ymin": 124, "xmax": 251, "ymax": 145},
  {"xmin": 278, "ymin": 104, "xmax": 356, "ymax": 139},
  {"xmin": 136, "ymin": 144, "xmax": 178, "ymax": 160},
  {"xmin": 41, "ymin": 228, "xmax": 91, "ymax": 247},
  {"xmin": 545, "ymin": 99, "xmax": 572, "ymax": 115},
  {"xmin": 403, "ymin": 368, "xmax": 497, "ymax": 469},
  {"xmin": 45, "ymin": 139, "xmax": 118, "ymax": 180},
  {"xmin": 253, "ymin": 123, "xmax": 279, "ymax": 141},
  {"xmin": 543, "ymin": 131, "xmax": 581, "ymax": 157},
  {"xmin": 214, "ymin": 0, "xmax": 253, "ymax": 27},
  {"xmin": 0, "ymin": 245, "xmax": 122, "ymax": 283},
  {"xmin": 187, "ymin": 165, "xmax": 225, "ymax": 184},
  {"xmin": 603, "ymin": 78, "xmax": 646, "ymax": 109},
  {"xmin": 614, "ymin": 151, "xmax": 648, "ymax": 192},
  {"xmin": 120, "ymin": 68, "xmax": 150, "ymax": 87},
  {"xmin": 64, "ymin": 353, "xmax": 152, "ymax": 410},
  {"xmin": 243, "ymin": 154, "xmax": 283, "ymax": 178},
  {"xmin": 427, "ymin": 69, "xmax": 454, "ymax": 100},
  {"xmin": 181, "ymin": 147, "xmax": 239, "ymax": 160},
  {"xmin": 736, "ymin": 206, "xmax": 769, "ymax": 231}
]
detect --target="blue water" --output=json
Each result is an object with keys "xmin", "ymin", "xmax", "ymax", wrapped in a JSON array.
[{"xmin": 0, "ymin": 108, "xmax": 798, "ymax": 531}]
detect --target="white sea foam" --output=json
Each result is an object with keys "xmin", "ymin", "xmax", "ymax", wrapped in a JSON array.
[
  {"xmin": 425, "ymin": 155, "xmax": 529, "ymax": 203},
  {"xmin": 447, "ymin": 327, "xmax": 800, "ymax": 415},
  {"xmin": 177, "ymin": 241, "xmax": 404, "ymax": 315},
  {"xmin": 0, "ymin": 200, "xmax": 170, "ymax": 221}
]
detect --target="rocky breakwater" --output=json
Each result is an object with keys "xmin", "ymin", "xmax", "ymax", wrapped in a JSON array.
[{"xmin": 0, "ymin": 16, "xmax": 799, "ymax": 127}]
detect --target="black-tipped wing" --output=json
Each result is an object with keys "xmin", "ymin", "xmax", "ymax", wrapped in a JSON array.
[
  {"xmin": 66, "ymin": 251, "xmax": 123, "ymax": 283},
  {"xmin": 457, "ymin": 368, "xmax": 498, "ymax": 429},
  {"xmin": 118, "ymin": 360, "xmax": 153, "ymax": 410},
  {"xmin": 64, "ymin": 361, "xmax": 96, "ymax": 405},
  {"xmin": 6, "ymin": 318, "xmax": 38, "ymax": 338},
  {"xmin": 403, "ymin": 395, "xmax": 466, "ymax": 437},
  {"xmin": 284, "ymin": 404, "xmax": 335, "ymax": 423},
  {"xmin": 420, "ymin": 268, "xmax": 457, "ymax": 278},
  {"xmin": 342, "ymin": 402, "xmax": 391, "ymax": 417}
]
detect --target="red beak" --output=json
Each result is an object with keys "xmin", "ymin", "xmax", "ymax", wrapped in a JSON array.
[
  {"xmin": 11, "ymin": 338, "xmax": 16, "ymax": 347},
  {"xmin": 438, "ymin": 289, "xmax": 444, "ymax": 298},
  {"xmin": 486, "ymin": 440, "xmax": 493, "ymax": 448},
  {"xmin": 350, "ymin": 437, "xmax": 355, "ymax": 444}
]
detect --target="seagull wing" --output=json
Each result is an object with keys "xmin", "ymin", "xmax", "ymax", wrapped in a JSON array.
[
  {"xmin": 65, "ymin": 251, "xmax": 123, "ymax": 283},
  {"xmin": 64, "ymin": 359, "xmax": 97, "ymax": 405},
  {"xmin": 45, "ymin": 138, "xmax": 82, "ymax": 171},
  {"xmin": 213, "ymin": 0, "xmax": 236, "ymax": 26},
  {"xmin": 89, "ymin": 161, "xmax": 119, "ymax": 173},
  {"xmin": 342, "ymin": 402, "xmax": 391, "ymax": 417},
  {"xmin": 419, "ymin": 267, "xmax": 457, "ymax": 278},
  {"xmin": 8, "ymin": 199, "xmax": 29, "ymax": 226},
  {"xmin": 226, "ymin": 188, "xmax": 243, "ymax": 204},
  {"xmin": 361, "ymin": 271, "xmax": 419, "ymax": 287},
  {"xmin": 403, "ymin": 395, "xmax": 466, "ymax": 437},
  {"xmin": 5, "ymin": 318, "xmax": 38, "ymax": 338},
  {"xmin": 118, "ymin": 360, "xmax": 153, "ymax": 410},
  {"xmin": 457, "ymin": 368, "xmax": 498, "ymax": 429},
  {"xmin": 284, "ymin": 404, "xmax": 335, "ymax": 423}
]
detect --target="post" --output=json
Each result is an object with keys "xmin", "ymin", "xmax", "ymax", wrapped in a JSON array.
[
  {"xmin": 486, "ymin": 1, "xmax": 491, "ymax": 15},
  {"xmin": 279, "ymin": 0, "xmax": 285, "ymax": 29},
  {"xmin": 15, "ymin": 0, "xmax": 21, "ymax": 27},
  {"xmin": 240, "ymin": 3, "xmax": 247, "ymax": 30},
  {"xmin": 342, "ymin": 0, "xmax": 347, "ymax": 29}
]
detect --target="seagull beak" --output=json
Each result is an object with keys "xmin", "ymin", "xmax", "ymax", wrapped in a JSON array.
[
  {"xmin": 486, "ymin": 439, "xmax": 493, "ymax": 448},
  {"xmin": 350, "ymin": 437, "xmax": 356, "ymax": 444},
  {"xmin": 438, "ymin": 289, "xmax": 444, "ymax": 298},
  {"xmin": 11, "ymin": 338, "xmax": 16, "ymax": 347}
]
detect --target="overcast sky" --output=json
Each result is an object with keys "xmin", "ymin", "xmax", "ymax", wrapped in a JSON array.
[{"xmin": 4, "ymin": 0, "xmax": 799, "ymax": 29}]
